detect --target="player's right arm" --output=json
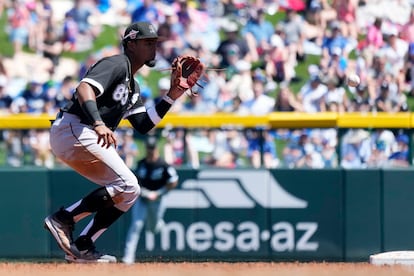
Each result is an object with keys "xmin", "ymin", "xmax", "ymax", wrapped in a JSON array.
[{"xmin": 76, "ymin": 82, "xmax": 117, "ymax": 149}]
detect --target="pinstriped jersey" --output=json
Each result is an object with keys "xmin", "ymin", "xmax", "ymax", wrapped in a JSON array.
[{"xmin": 62, "ymin": 54, "xmax": 145, "ymax": 130}]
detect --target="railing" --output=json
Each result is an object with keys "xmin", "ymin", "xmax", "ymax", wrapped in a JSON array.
[
  {"xmin": 0, "ymin": 112, "xmax": 412, "ymax": 129},
  {"xmin": 0, "ymin": 112, "xmax": 412, "ymax": 168}
]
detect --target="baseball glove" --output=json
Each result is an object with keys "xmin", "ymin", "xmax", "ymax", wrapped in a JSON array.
[{"xmin": 171, "ymin": 55, "xmax": 204, "ymax": 93}]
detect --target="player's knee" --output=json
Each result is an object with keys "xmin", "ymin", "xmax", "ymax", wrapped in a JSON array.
[
  {"xmin": 111, "ymin": 174, "xmax": 140, "ymax": 212},
  {"xmin": 125, "ymin": 174, "xmax": 140, "ymax": 200}
]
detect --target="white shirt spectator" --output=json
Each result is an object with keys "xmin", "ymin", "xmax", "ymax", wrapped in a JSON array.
[{"xmin": 298, "ymin": 76, "xmax": 328, "ymax": 112}]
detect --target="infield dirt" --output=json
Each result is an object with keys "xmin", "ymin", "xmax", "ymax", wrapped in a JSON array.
[{"xmin": 1, "ymin": 262, "xmax": 414, "ymax": 276}]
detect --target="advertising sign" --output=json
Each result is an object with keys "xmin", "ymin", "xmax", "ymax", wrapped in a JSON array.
[{"xmin": 135, "ymin": 169, "xmax": 343, "ymax": 261}]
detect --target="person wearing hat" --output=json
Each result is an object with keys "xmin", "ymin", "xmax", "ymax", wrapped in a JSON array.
[
  {"xmin": 216, "ymin": 21, "xmax": 250, "ymax": 69},
  {"xmin": 44, "ymin": 21, "xmax": 189, "ymax": 263},
  {"xmin": 297, "ymin": 73, "xmax": 328, "ymax": 112},
  {"xmin": 388, "ymin": 134, "xmax": 410, "ymax": 167},
  {"xmin": 122, "ymin": 136, "xmax": 178, "ymax": 264}
]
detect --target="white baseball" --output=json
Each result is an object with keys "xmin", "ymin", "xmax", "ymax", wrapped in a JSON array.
[{"xmin": 347, "ymin": 74, "xmax": 360, "ymax": 87}]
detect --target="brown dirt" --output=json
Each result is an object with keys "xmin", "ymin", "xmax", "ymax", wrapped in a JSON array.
[{"xmin": 1, "ymin": 262, "xmax": 414, "ymax": 276}]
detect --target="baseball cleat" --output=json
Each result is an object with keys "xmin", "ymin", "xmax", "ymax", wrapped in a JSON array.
[
  {"xmin": 65, "ymin": 235, "xmax": 117, "ymax": 263},
  {"xmin": 44, "ymin": 208, "xmax": 75, "ymax": 257},
  {"xmin": 65, "ymin": 250, "xmax": 117, "ymax": 263}
]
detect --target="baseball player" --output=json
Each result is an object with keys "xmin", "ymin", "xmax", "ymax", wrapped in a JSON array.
[
  {"xmin": 122, "ymin": 136, "xmax": 178, "ymax": 264},
  {"xmin": 43, "ymin": 21, "xmax": 202, "ymax": 263}
]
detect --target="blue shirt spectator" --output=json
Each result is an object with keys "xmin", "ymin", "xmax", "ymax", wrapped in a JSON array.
[
  {"xmin": 241, "ymin": 8, "xmax": 274, "ymax": 46},
  {"xmin": 131, "ymin": 0, "xmax": 159, "ymax": 26}
]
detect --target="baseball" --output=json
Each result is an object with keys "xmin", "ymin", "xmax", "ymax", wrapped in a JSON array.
[{"xmin": 347, "ymin": 74, "xmax": 360, "ymax": 87}]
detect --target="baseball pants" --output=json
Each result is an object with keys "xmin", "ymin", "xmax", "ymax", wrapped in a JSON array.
[{"xmin": 49, "ymin": 112, "xmax": 140, "ymax": 212}]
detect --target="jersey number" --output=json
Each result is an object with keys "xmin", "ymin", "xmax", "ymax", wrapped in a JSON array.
[{"xmin": 113, "ymin": 84, "xmax": 129, "ymax": 105}]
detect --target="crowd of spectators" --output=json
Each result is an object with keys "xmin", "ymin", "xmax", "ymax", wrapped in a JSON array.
[{"xmin": 0, "ymin": 0, "xmax": 413, "ymax": 169}]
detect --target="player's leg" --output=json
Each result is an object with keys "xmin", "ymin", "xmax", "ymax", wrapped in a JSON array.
[
  {"xmin": 46, "ymin": 118, "xmax": 140, "ymax": 261},
  {"xmin": 146, "ymin": 200, "xmax": 162, "ymax": 233},
  {"xmin": 60, "ymin": 147, "xmax": 139, "ymax": 263},
  {"xmin": 122, "ymin": 198, "xmax": 148, "ymax": 264}
]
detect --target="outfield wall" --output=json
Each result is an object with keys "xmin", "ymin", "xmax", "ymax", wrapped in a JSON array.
[{"xmin": 1, "ymin": 168, "xmax": 413, "ymax": 261}]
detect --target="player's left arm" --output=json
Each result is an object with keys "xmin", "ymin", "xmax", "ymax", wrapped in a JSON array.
[
  {"xmin": 126, "ymin": 93, "xmax": 175, "ymax": 134},
  {"xmin": 127, "ymin": 56, "xmax": 204, "ymax": 134}
]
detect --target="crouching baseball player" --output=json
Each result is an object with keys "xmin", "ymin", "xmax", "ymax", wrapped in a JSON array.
[{"xmin": 43, "ymin": 21, "xmax": 204, "ymax": 263}]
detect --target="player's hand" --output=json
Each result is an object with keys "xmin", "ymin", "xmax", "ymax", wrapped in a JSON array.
[
  {"xmin": 169, "ymin": 55, "xmax": 204, "ymax": 99},
  {"xmin": 94, "ymin": 124, "xmax": 117, "ymax": 149}
]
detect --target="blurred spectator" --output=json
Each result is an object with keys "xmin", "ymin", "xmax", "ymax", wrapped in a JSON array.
[
  {"xmin": 241, "ymin": 77, "xmax": 275, "ymax": 115},
  {"xmin": 202, "ymin": 129, "xmax": 247, "ymax": 168},
  {"xmin": 216, "ymin": 85, "xmax": 235, "ymax": 113},
  {"xmin": 131, "ymin": 0, "xmax": 159, "ymax": 27},
  {"xmin": 63, "ymin": 0, "xmax": 101, "ymax": 52},
  {"xmin": 366, "ymin": 140, "xmax": 389, "ymax": 168},
  {"xmin": 320, "ymin": 21, "xmax": 352, "ymax": 69},
  {"xmin": 265, "ymin": 31, "xmax": 292, "ymax": 83},
  {"xmin": 246, "ymin": 130, "xmax": 279, "ymax": 168},
  {"xmin": 62, "ymin": 11, "xmax": 79, "ymax": 52},
  {"xmin": 225, "ymin": 59, "xmax": 253, "ymax": 102},
  {"xmin": 38, "ymin": 0, "xmax": 54, "ymax": 31},
  {"xmin": 401, "ymin": 9, "xmax": 414, "ymax": 44},
  {"xmin": 297, "ymin": 74, "xmax": 327, "ymax": 113},
  {"xmin": 3, "ymin": 130, "xmax": 24, "ymax": 167},
  {"xmin": 215, "ymin": 21, "xmax": 251, "ymax": 72},
  {"xmin": 348, "ymin": 83, "xmax": 372, "ymax": 112},
  {"xmin": 66, "ymin": 0, "xmax": 100, "ymax": 38},
  {"xmin": 282, "ymin": 130, "xmax": 307, "ymax": 168},
  {"xmin": 26, "ymin": 0, "xmax": 44, "ymax": 53},
  {"xmin": 340, "ymin": 129, "xmax": 371, "ymax": 168},
  {"xmin": 320, "ymin": 75, "xmax": 348, "ymax": 112},
  {"xmin": 53, "ymin": 75, "xmax": 76, "ymax": 109},
  {"xmin": 378, "ymin": 29, "xmax": 409, "ymax": 78},
  {"xmin": 374, "ymin": 81, "xmax": 402, "ymax": 113},
  {"xmin": 388, "ymin": 134, "xmax": 410, "ymax": 167},
  {"xmin": 182, "ymin": 92, "xmax": 215, "ymax": 114},
  {"xmin": 296, "ymin": 143, "xmax": 324, "ymax": 168},
  {"xmin": 40, "ymin": 26, "xmax": 63, "ymax": 70},
  {"xmin": 276, "ymin": 7, "xmax": 306, "ymax": 65},
  {"xmin": 305, "ymin": 0, "xmax": 337, "ymax": 34},
  {"xmin": 156, "ymin": 22, "xmax": 181, "ymax": 66},
  {"xmin": 320, "ymin": 138, "xmax": 338, "ymax": 168},
  {"xmin": 241, "ymin": 8, "xmax": 274, "ymax": 56},
  {"xmin": 322, "ymin": 46, "xmax": 348, "ymax": 84},
  {"xmin": 370, "ymin": 129, "xmax": 396, "ymax": 157},
  {"xmin": 332, "ymin": 0, "xmax": 358, "ymax": 40},
  {"xmin": 27, "ymin": 129, "xmax": 54, "ymax": 168},
  {"xmin": 163, "ymin": 128, "xmax": 200, "ymax": 168},
  {"xmin": 359, "ymin": 17, "xmax": 384, "ymax": 65},
  {"xmin": 404, "ymin": 43, "xmax": 414, "ymax": 96},
  {"xmin": 273, "ymin": 82, "xmax": 302, "ymax": 112},
  {"xmin": 0, "ymin": 76, "xmax": 13, "ymax": 114},
  {"xmin": 7, "ymin": 0, "xmax": 30, "ymax": 54},
  {"xmin": 15, "ymin": 79, "xmax": 49, "ymax": 114}
]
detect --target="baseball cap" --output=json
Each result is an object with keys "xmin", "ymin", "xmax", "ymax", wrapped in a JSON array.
[
  {"xmin": 123, "ymin": 22, "xmax": 158, "ymax": 42},
  {"xmin": 397, "ymin": 134, "xmax": 409, "ymax": 144}
]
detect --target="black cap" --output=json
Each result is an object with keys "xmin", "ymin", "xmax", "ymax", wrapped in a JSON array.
[
  {"xmin": 145, "ymin": 136, "xmax": 158, "ymax": 149},
  {"xmin": 123, "ymin": 22, "xmax": 158, "ymax": 42}
]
